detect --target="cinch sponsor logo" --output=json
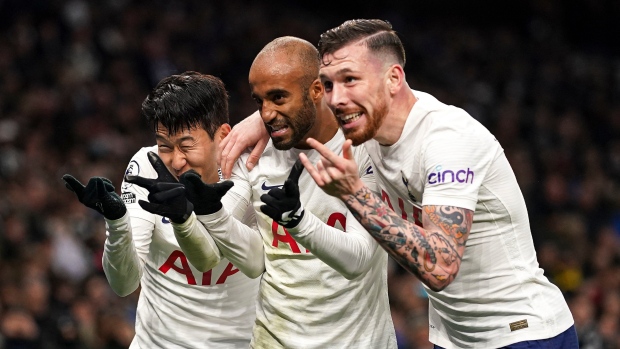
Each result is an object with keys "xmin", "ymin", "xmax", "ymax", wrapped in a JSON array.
[{"xmin": 427, "ymin": 165, "xmax": 474, "ymax": 185}]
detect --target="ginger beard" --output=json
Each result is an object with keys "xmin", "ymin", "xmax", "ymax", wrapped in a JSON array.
[{"xmin": 339, "ymin": 92, "xmax": 389, "ymax": 146}]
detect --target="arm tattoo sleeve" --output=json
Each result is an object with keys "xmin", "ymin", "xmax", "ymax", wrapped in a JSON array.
[{"xmin": 344, "ymin": 186, "xmax": 473, "ymax": 291}]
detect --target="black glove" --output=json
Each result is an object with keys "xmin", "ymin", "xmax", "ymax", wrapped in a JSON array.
[
  {"xmin": 260, "ymin": 159, "xmax": 305, "ymax": 228},
  {"xmin": 179, "ymin": 170, "xmax": 234, "ymax": 215},
  {"xmin": 62, "ymin": 174, "xmax": 127, "ymax": 220},
  {"xmin": 124, "ymin": 151, "xmax": 193, "ymax": 224}
]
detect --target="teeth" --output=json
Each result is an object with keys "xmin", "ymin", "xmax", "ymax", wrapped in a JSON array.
[{"xmin": 339, "ymin": 112, "xmax": 362, "ymax": 123}]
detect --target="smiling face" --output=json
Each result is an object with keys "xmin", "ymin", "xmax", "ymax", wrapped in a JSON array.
[
  {"xmin": 154, "ymin": 122, "xmax": 228, "ymax": 183},
  {"xmin": 319, "ymin": 43, "xmax": 390, "ymax": 145},
  {"xmin": 249, "ymin": 53, "xmax": 317, "ymax": 150}
]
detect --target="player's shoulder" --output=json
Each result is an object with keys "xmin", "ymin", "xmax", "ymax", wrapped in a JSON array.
[
  {"xmin": 124, "ymin": 145, "xmax": 158, "ymax": 179},
  {"xmin": 415, "ymin": 91, "xmax": 488, "ymax": 136}
]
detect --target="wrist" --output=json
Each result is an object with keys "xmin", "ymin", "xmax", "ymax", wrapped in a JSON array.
[
  {"xmin": 194, "ymin": 201, "xmax": 223, "ymax": 216},
  {"xmin": 339, "ymin": 179, "xmax": 366, "ymax": 201},
  {"xmin": 171, "ymin": 213, "xmax": 196, "ymax": 238}
]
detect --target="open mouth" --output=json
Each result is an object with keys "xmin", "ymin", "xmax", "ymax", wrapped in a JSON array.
[
  {"xmin": 268, "ymin": 124, "xmax": 289, "ymax": 137},
  {"xmin": 338, "ymin": 111, "xmax": 363, "ymax": 125}
]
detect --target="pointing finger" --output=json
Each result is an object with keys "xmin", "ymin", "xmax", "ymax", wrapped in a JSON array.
[
  {"xmin": 125, "ymin": 174, "xmax": 157, "ymax": 190},
  {"xmin": 286, "ymin": 159, "xmax": 304, "ymax": 185},
  {"xmin": 306, "ymin": 138, "xmax": 345, "ymax": 167},
  {"xmin": 62, "ymin": 174, "xmax": 85, "ymax": 195},
  {"xmin": 147, "ymin": 151, "xmax": 177, "ymax": 183},
  {"xmin": 299, "ymin": 153, "xmax": 324, "ymax": 187}
]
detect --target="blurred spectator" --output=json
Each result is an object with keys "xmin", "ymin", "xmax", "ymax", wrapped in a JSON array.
[{"xmin": 0, "ymin": 0, "xmax": 618, "ymax": 348}]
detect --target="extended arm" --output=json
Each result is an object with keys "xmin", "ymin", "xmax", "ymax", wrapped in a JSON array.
[
  {"xmin": 259, "ymin": 159, "xmax": 380, "ymax": 280},
  {"xmin": 62, "ymin": 174, "xmax": 148, "ymax": 296},
  {"xmin": 300, "ymin": 138, "xmax": 473, "ymax": 291},
  {"xmin": 181, "ymin": 169, "xmax": 265, "ymax": 278},
  {"xmin": 287, "ymin": 209, "xmax": 379, "ymax": 280},
  {"xmin": 343, "ymin": 186, "xmax": 472, "ymax": 290},
  {"xmin": 103, "ymin": 213, "xmax": 151, "ymax": 296}
]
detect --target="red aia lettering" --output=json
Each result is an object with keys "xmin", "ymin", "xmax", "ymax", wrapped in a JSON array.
[
  {"xmin": 216, "ymin": 263, "xmax": 240, "ymax": 284},
  {"xmin": 160, "ymin": 250, "xmax": 239, "ymax": 286},
  {"xmin": 381, "ymin": 190, "xmax": 394, "ymax": 210},
  {"xmin": 271, "ymin": 213, "xmax": 347, "ymax": 254},
  {"xmin": 271, "ymin": 221, "xmax": 302, "ymax": 253},
  {"xmin": 412, "ymin": 206, "xmax": 423, "ymax": 226},
  {"xmin": 326, "ymin": 212, "xmax": 346, "ymax": 230},
  {"xmin": 159, "ymin": 250, "xmax": 197, "ymax": 285},
  {"xmin": 202, "ymin": 262, "xmax": 240, "ymax": 285},
  {"xmin": 381, "ymin": 190, "xmax": 423, "ymax": 226}
]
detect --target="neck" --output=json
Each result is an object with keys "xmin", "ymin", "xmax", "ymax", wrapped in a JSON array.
[
  {"xmin": 204, "ymin": 170, "xmax": 221, "ymax": 184},
  {"xmin": 374, "ymin": 86, "xmax": 417, "ymax": 146},
  {"xmin": 296, "ymin": 101, "xmax": 338, "ymax": 149}
]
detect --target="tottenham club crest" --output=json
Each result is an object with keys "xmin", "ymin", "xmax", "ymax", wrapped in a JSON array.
[
  {"xmin": 121, "ymin": 160, "xmax": 140, "ymax": 191},
  {"xmin": 401, "ymin": 171, "xmax": 416, "ymax": 202}
]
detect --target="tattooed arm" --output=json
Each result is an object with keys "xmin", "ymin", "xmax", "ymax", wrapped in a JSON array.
[
  {"xmin": 344, "ymin": 185, "xmax": 472, "ymax": 291},
  {"xmin": 300, "ymin": 137, "xmax": 473, "ymax": 291}
]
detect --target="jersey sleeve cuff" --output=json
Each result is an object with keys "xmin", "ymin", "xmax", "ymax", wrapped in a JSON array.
[{"xmin": 104, "ymin": 211, "xmax": 131, "ymax": 235}]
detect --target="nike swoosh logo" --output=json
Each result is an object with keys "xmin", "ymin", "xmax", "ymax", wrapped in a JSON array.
[
  {"xmin": 261, "ymin": 182, "xmax": 283, "ymax": 190},
  {"xmin": 366, "ymin": 166, "xmax": 373, "ymax": 175},
  {"xmin": 162, "ymin": 217, "xmax": 171, "ymax": 224}
]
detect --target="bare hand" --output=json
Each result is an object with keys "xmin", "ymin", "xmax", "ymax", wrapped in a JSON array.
[
  {"xmin": 218, "ymin": 111, "xmax": 269, "ymax": 179},
  {"xmin": 299, "ymin": 138, "xmax": 365, "ymax": 200}
]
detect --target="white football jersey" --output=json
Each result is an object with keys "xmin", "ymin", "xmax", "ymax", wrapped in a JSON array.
[
  {"xmin": 364, "ymin": 90, "xmax": 574, "ymax": 348},
  {"xmin": 229, "ymin": 130, "xmax": 396, "ymax": 349},
  {"xmin": 104, "ymin": 145, "xmax": 259, "ymax": 349}
]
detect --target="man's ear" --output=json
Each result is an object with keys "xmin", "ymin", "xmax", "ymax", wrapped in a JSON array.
[
  {"xmin": 310, "ymin": 78, "xmax": 324, "ymax": 103},
  {"xmin": 216, "ymin": 123, "xmax": 231, "ymax": 141},
  {"xmin": 386, "ymin": 64, "xmax": 405, "ymax": 95}
]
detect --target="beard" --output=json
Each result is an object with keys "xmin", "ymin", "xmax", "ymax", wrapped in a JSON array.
[
  {"xmin": 272, "ymin": 94, "xmax": 316, "ymax": 150},
  {"xmin": 342, "ymin": 96, "xmax": 388, "ymax": 146}
]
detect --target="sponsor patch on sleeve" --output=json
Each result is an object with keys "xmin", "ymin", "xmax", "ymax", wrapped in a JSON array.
[
  {"xmin": 121, "ymin": 160, "xmax": 140, "ymax": 191},
  {"xmin": 121, "ymin": 192, "xmax": 136, "ymax": 204},
  {"xmin": 509, "ymin": 319, "xmax": 528, "ymax": 332}
]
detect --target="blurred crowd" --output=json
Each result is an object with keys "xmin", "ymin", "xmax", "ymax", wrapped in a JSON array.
[{"xmin": 0, "ymin": 1, "xmax": 618, "ymax": 348}]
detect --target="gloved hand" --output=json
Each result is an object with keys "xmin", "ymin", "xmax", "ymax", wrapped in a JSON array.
[
  {"xmin": 62, "ymin": 174, "xmax": 127, "ymax": 220},
  {"xmin": 124, "ymin": 151, "xmax": 193, "ymax": 224},
  {"xmin": 260, "ymin": 159, "xmax": 305, "ymax": 228},
  {"xmin": 179, "ymin": 170, "xmax": 234, "ymax": 215}
]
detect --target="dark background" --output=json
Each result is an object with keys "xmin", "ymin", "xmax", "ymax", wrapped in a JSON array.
[{"xmin": 0, "ymin": 1, "xmax": 619, "ymax": 348}]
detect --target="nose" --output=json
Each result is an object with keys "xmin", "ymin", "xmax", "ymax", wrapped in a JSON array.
[
  {"xmin": 260, "ymin": 102, "xmax": 278, "ymax": 124},
  {"xmin": 170, "ymin": 149, "xmax": 187, "ymax": 175},
  {"xmin": 327, "ymin": 84, "xmax": 347, "ymax": 110}
]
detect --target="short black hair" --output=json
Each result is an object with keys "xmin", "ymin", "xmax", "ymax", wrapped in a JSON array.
[
  {"xmin": 318, "ymin": 19, "xmax": 406, "ymax": 67},
  {"xmin": 141, "ymin": 71, "xmax": 229, "ymax": 138}
]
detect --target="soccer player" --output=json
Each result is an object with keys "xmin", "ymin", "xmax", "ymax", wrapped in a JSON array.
[
  {"xmin": 63, "ymin": 72, "xmax": 259, "ymax": 348},
  {"xmin": 135, "ymin": 37, "xmax": 397, "ymax": 348},
  {"xmin": 299, "ymin": 19, "xmax": 578, "ymax": 348}
]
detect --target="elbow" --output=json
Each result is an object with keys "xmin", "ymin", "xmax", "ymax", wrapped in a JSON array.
[
  {"xmin": 245, "ymin": 267, "xmax": 264, "ymax": 279},
  {"xmin": 191, "ymin": 255, "xmax": 221, "ymax": 273},
  {"xmin": 237, "ymin": 260, "xmax": 265, "ymax": 279},
  {"xmin": 340, "ymin": 266, "xmax": 367, "ymax": 280},
  {"xmin": 425, "ymin": 268, "xmax": 460, "ymax": 292},
  {"xmin": 112, "ymin": 287, "xmax": 135, "ymax": 298},
  {"xmin": 426, "ymin": 282, "xmax": 449, "ymax": 293},
  {"xmin": 342, "ymin": 272, "xmax": 363, "ymax": 281}
]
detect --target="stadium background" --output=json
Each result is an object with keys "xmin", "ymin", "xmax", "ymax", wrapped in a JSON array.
[{"xmin": 0, "ymin": 0, "xmax": 618, "ymax": 348}]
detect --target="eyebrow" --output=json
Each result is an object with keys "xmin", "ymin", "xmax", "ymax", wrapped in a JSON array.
[
  {"xmin": 320, "ymin": 67, "xmax": 355, "ymax": 79},
  {"xmin": 155, "ymin": 134, "xmax": 195, "ymax": 143},
  {"xmin": 264, "ymin": 89, "xmax": 290, "ymax": 99}
]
